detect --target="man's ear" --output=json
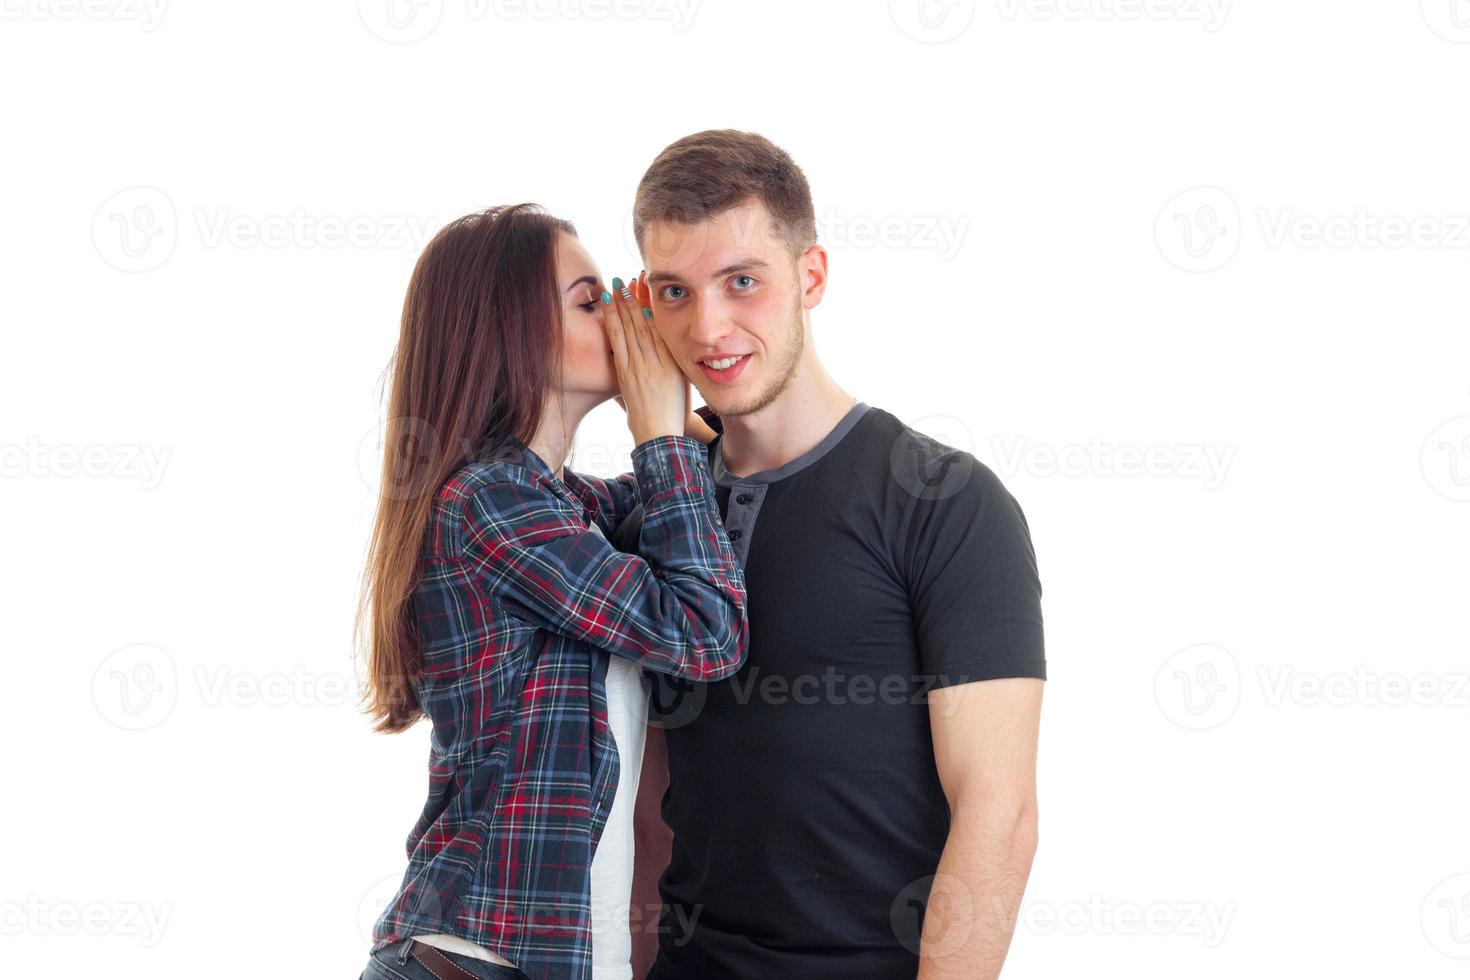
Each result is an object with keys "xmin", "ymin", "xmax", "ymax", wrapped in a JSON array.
[{"xmin": 799, "ymin": 243, "xmax": 829, "ymax": 311}]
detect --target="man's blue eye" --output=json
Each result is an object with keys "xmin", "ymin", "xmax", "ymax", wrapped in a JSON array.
[
  {"xmin": 662, "ymin": 285, "xmax": 687, "ymax": 301},
  {"xmin": 732, "ymin": 275, "xmax": 755, "ymax": 290}
]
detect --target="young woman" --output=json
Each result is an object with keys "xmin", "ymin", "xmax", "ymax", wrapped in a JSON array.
[{"xmin": 356, "ymin": 204, "xmax": 746, "ymax": 980}]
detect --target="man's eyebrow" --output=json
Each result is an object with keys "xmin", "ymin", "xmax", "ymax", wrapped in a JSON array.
[
  {"xmin": 565, "ymin": 275, "xmax": 598, "ymax": 293},
  {"xmin": 646, "ymin": 258, "xmax": 770, "ymax": 286},
  {"xmin": 711, "ymin": 258, "xmax": 770, "ymax": 279}
]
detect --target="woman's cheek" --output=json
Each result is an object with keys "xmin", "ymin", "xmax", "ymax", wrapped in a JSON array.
[{"xmin": 571, "ymin": 314, "xmax": 612, "ymax": 368}]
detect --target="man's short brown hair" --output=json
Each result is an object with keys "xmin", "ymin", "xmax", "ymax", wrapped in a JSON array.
[{"xmin": 634, "ymin": 129, "xmax": 817, "ymax": 257}]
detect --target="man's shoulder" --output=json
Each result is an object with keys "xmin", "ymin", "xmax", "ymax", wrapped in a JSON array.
[{"xmin": 850, "ymin": 407, "xmax": 1018, "ymax": 515}]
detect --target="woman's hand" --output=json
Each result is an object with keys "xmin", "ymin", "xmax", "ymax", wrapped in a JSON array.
[{"xmin": 605, "ymin": 274, "xmax": 686, "ymax": 446}]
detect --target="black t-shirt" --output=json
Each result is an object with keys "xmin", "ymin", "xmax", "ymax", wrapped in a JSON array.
[{"xmin": 618, "ymin": 402, "xmax": 1046, "ymax": 979}]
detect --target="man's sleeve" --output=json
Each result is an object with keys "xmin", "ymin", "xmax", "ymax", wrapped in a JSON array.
[{"xmin": 906, "ymin": 454, "xmax": 1046, "ymax": 687}]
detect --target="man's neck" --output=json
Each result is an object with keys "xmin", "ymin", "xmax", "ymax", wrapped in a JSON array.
[{"xmin": 718, "ymin": 365, "xmax": 856, "ymax": 479}]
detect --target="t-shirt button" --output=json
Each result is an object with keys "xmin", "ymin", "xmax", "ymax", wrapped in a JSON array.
[{"xmin": 735, "ymin": 492, "xmax": 753, "ymax": 505}]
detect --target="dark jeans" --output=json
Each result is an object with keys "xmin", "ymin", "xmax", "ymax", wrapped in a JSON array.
[{"xmin": 360, "ymin": 939, "xmax": 527, "ymax": 980}]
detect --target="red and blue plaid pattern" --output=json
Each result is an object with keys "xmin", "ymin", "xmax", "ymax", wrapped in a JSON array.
[{"xmin": 371, "ymin": 434, "xmax": 747, "ymax": 980}]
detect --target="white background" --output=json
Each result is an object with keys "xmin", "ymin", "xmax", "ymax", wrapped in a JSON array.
[{"xmin": 3, "ymin": 1, "xmax": 1468, "ymax": 976}]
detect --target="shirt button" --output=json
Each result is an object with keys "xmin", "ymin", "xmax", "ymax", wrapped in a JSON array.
[
  {"xmin": 735, "ymin": 492, "xmax": 753, "ymax": 505},
  {"xmin": 726, "ymin": 528, "xmax": 742, "ymax": 541}
]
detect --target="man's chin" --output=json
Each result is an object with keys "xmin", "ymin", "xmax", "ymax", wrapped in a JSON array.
[{"xmin": 699, "ymin": 393, "xmax": 748, "ymax": 420}]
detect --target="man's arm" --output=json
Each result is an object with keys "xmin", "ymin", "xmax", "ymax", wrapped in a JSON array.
[
  {"xmin": 630, "ymin": 722, "xmax": 672, "ymax": 978},
  {"xmin": 918, "ymin": 677, "xmax": 1042, "ymax": 979},
  {"xmin": 608, "ymin": 501, "xmax": 677, "ymax": 979}
]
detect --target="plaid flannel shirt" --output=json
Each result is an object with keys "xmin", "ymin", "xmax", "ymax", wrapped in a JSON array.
[{"xmin": 372, "ymin": 433, "xmax": 747, "ymax": 980}]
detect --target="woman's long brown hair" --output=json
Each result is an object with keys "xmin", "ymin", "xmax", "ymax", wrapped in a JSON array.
[{"xmin": 357, "ymin": 204, "xmax": 576, "ymax": 733}]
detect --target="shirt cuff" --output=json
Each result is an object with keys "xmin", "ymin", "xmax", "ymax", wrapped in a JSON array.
[{"xmin": 630, "ymin": 434, "xmax": 714, "ymax": 497}]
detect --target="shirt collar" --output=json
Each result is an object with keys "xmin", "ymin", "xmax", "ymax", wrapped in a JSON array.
[
  {"xmin": 490, "ymin": 436, "xmax": 600, "ymax": 525},
  {"xmin": 711, "ymin": 401, "xmax": 871, "ymax": 488}
]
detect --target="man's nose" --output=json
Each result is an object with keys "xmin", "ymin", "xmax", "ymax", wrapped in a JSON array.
[{"xmin": 686, "ymin": 299, "xmax": 732, "ymax": 347}]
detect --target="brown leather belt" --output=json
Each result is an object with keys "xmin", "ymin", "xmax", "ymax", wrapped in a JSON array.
[{"xmin": 407, "ymin": 939, "xmax": 487, "ymax": 980}]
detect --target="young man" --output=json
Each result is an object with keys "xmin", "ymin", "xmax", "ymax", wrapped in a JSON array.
[{"xmin": 616, "ymin": 130, "xmax": 1046, "ymax": 979}]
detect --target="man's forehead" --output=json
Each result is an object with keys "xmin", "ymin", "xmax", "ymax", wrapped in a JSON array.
[{"xmin": 642, "ymin": 201, "xmax": 787, "ymax": 276}]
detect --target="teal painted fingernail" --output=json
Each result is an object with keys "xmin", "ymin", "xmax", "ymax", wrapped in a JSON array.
[
  {"xmin": 600, "ymin": 291, "xmax": 612, "ymax": 304},
  {"xmin": 611, "ymin": 277, "xmax": 624, "ymax": 291},
  {"xmin": 642, "ymin": 307, "xmax": 653, "ymax": 320}
]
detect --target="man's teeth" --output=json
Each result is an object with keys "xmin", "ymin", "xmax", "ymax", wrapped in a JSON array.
[{"xmin": 704, "ymin": 355, "xmax": 745, "ymax": 370}]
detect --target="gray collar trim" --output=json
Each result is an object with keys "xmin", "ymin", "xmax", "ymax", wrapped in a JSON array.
[{"xmin": 712, "ymin": 401, "xmax": 871, "ymax": 487}]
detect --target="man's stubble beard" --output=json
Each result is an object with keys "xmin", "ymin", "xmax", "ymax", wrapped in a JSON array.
[{"xmin": 706, "ymin": 294, "xmax": 805, "ymax": 420}]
